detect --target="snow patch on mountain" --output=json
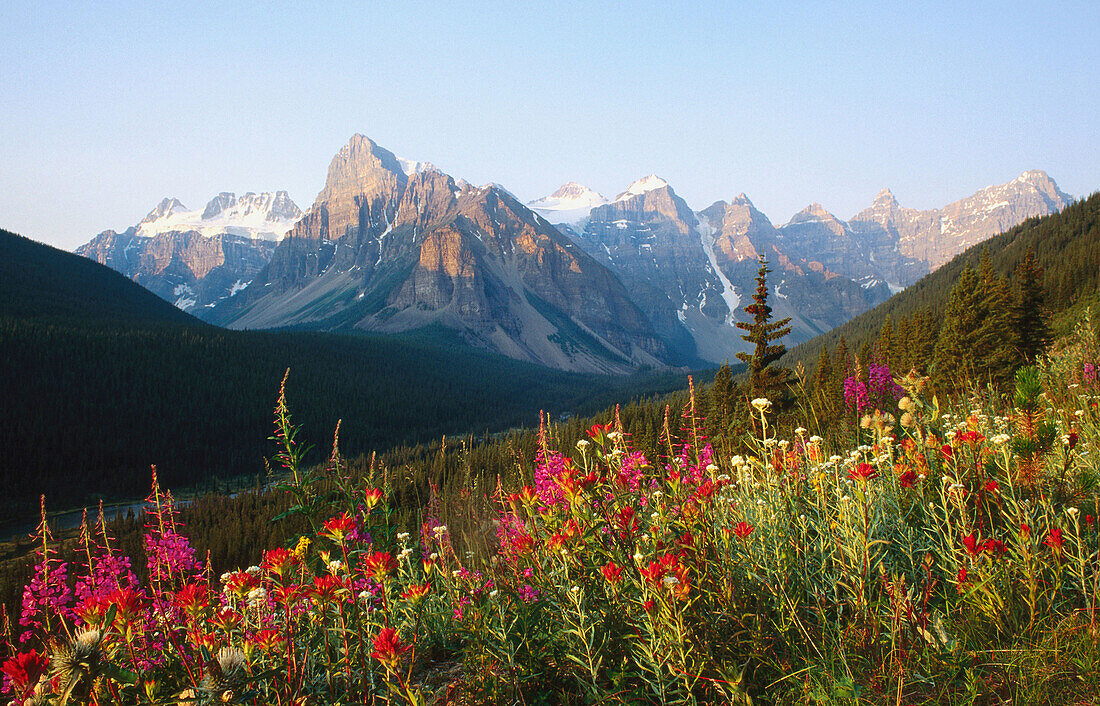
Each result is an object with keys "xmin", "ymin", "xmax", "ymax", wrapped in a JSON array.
[
  {"xmin": 528, "ymin": 182, "xmax": 608, "ymax": 226},
  {"xmin": 696, "ymin": 219, "xmax": 740, "ymax": 325},
  {"xmin": 615, "ymin": 175, "xmax": 669, "ymax": 201},
  {"xmin": 396, "ymin": 157, "xmax": 437, "ymax": 177},
  {"xmin": 135, "ymin": 192, "xmax": 302, "ymax": 241}
]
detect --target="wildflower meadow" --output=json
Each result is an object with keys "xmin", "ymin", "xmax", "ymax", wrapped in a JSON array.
[{"xmin": 4, "ymin": 315, "xmax": 1100, "ymax": 704}]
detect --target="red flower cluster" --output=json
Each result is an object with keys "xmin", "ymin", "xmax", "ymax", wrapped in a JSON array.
[
  {"xmin": 848, "ymin": 463, "xmax": 879, "ymax": 483},
  {"xmin": 371, "ymin": 627, "xmax": 412, "ymax": 668},
  {"xmin": 261, "ymin": 547, "xmax": 300, "ymax": 579},
  {"xmin": 1, "ymin": 649, "xmax": 49, "ymax": 701},
  {"xmin": 961, "ymin": 532, "xmax": 1006, "ymax": 558},
  {"xmin": 362, "ymin": 551, "xmax": 398, "ymax": 582},
  {"xmin": 320, "ymin": 512, "xmax": 358, "ymax": 544}
]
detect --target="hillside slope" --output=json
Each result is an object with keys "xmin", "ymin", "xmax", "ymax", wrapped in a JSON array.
[
  {"xmin": 783, "ymin": 192, "xmax": 1099, "ymax": 369},
  {"xmin": 0, "ymin": 229, "xmax": 694, "ymax": 518},
  {"xmin": 1, "ymin": 229, "xmax": 200, "ymax": 326}
]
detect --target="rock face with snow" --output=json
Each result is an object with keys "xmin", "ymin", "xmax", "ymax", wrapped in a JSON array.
[
  {"xmin": 205, "ymin": 135, "xmax": 669, "ymax": 374},
  {"xmin": 528, "ymin": 182, "xmax": 609, "ymax": 226},
  {"xmin": 556, "ymin": 181, "xmax": 889, "ymax": 363},
  {"xmin": 76, "ymin": 192, "xmax": 301, "ymax": 311},
  {"xmin": 847, "ymin": 171, "xmax": 1072, "ymax": 279}
]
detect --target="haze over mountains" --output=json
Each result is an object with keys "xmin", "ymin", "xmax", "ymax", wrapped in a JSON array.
[{"xmin": 76, "ymin": 134, "xmax": 1073, "ymax": 372}]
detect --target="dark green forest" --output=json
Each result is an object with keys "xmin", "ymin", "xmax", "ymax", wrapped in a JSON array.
[{"xmin": 0, "ymin": 229, "xmax": 700, "ymax": 520}]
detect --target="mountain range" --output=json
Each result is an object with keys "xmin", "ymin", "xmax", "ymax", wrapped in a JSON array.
[
  {"xmin": 76, "ymin": 135, "xmax": 1072, "ymax": 372},
  {"xmin": 77, "ymin": 192, "xmax": 301, "ymax": 311}
]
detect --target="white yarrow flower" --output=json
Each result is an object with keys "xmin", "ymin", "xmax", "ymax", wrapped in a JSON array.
[{"xmin": 751, "ymin": 397, "xmax": 772, "ymax": 412}]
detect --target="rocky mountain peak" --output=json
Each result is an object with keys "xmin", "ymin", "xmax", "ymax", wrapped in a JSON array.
[
  {"xmin": 266, "ymin": 191, "xmax": 303, "ymax": 221},
  {"xmin": 1012, "ymin": 169, "xmax": 1072, "ymax": 205},
  {"xmin": 142, "ymin": 197, "xmax": 188, "ymax": 224},
  {"xmin": 317, "ymin": 134, "xmax": 408, "ymax": 203},
  {"xmin": 615, "ymin": 175, "xmax": 669, "ymax": 201},
  {"xmin": 873, "ymin": 188, "xmax": 899, "ymax": 208},
  {"xmin": 202, "ymin": 192, "xmax": 238, "ymax": 219},
  {"xmin": 789, "ymin": 203, "xmax": 840, "ymax": 225}
]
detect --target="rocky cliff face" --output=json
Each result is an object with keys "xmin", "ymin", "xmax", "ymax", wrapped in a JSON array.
[
  {"xmin": 207, "ymin": 135, "xmax": 669, "ymax": 374},
  {"xmin": 77, "ymin": 192, "xmax": 300, "ymax": 311},
  {"xmin": 554, "ymin": 182, "xmax": 891, "ymax": 363},
  {"xmin": 532, "ymin": 170, "xmax": 1068, "ymax": 363},
  {"xmin": 847, "ymin": 170, "xmax": 1072, "ymax": 277}
]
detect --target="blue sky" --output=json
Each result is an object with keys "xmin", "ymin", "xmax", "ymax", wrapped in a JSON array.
[{"xmin": 1, "ymin": 1, "xmax": 1097, "ymax": 250}]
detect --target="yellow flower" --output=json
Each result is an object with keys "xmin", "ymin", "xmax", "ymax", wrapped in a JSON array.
[{"xmin": 292, "ymin": 535, "xmax": 311, "ymax": 560}]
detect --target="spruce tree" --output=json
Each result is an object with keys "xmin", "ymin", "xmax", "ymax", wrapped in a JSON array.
[
  {"xmin": 934, "ymin": 265, "xmax": 983, "ymax": 387},
  {"xmin": 1015, "ymin": 246, "xmax": 1052, "ymax": 362},
  {"xmin": 975, "ymin": 249, "xmax": 1019, "ymax": 382},
  {"xmin": 707, "ymin": 361, "xmax": 735, "ymax": 434},
  {"xmin": 736, "ymin": 257, "xmax": 792, "ymax": 399},
  {"xmin": 811, "ymin": 343, "xmax": 834, "ymax": 414}
]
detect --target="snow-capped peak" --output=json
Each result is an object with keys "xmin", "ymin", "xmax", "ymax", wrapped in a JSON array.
[
  {"xmin": 141, "ymin": 197, "xmax": 188, "ymax": 224},
  {"xmin": 133, "ymin": 192, "xmax": 303, "ymax": 241},
  {"xmin": 396, "ymin": 157, "xmax": 437, "ymax": 177},
  {"xmin": 615, "ymin": 175, "xmax": 669, "ymax": 201},
  {"xmin": 527, "ymin": 182, "xmax": 609, "ymax": 225}
]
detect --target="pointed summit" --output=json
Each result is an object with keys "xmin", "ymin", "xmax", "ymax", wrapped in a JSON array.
[
  {"xmin": 873, "ymin": 188, "xmax": 899, "ymax": 208},
  {"xmin": 789, "ymin": 203, "xmax": 837, "ymax": 224},
  {"xmin": 141, "ymin": 197, "xmax": 188, "ymax": 224},
  {"xmin": 318, "ymin": 134, "xmax": 408, "ymax": 202},
  {"xmin": 615, "ymin": 175, "xmax": 670, "ymax": 201},
  {"xmin": 202, "ymin": 192, "xmax": 238, "ymax": 219},
  {"xmin": 528, "ymin": 182, "xmax": 608, "ymax": 224}
]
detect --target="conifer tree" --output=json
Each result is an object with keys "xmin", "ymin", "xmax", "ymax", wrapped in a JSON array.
[
  {"xmin": 877, "ymin": 315, "xmax": 896, "ymax": 370},
  {"xmin": 811, "ymin": 344, "xmax": 834, "ymax": 413},
  {"xmin": 736, "ymin": 257, "xmax": 792, "ymax": 399},
  {"xmin": 1015, "ymin": 246, "xmax": 1052, "ymax": 362},
  {"xmin": 935, "ymin": 265, "xmax": 983, "ymax": 387},
  {"xmin": 976, "ymin": 249, "xmax": 1020, "ymax": 382},
  {"xmin": 707, "ymin": 361, "xmax": 735, "ymax": 433}
]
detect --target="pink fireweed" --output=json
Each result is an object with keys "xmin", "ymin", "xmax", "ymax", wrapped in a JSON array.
[
  {"xmin": 615, "ymin": 451, "xmax": 649, "ymax": 490},
  {"xmin": 19, "ymin": 557, "xmax": 72, "ymax": 642}
]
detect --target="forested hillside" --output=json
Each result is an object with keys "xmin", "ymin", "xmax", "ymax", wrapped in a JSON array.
[
  {"xmin": 783, "ymin": 192, "xmax": 1100, "ymax": 373},
  {"xmin": 0, "ymin": 229, "xmax": 200, "ymax": 326},
  {"xmin": 0, "ymin": 229, "xmax": 698, "ymax": 519}
]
